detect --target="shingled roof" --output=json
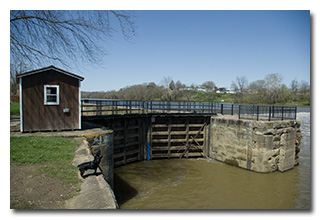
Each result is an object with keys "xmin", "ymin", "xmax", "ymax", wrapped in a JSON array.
[{"xmin": 16, "ymin": 65, "xmax": 84, "ymax": 81}]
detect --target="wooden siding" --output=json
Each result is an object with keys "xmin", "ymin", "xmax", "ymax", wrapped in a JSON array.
[{"xmin": 22, "ymin": 69, "xmax": 80, "ymax": 131}]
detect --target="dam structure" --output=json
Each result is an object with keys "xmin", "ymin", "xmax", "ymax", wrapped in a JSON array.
[{"xmin": 80, "ymin": 99, "xmax": 301, "ymax": 187}]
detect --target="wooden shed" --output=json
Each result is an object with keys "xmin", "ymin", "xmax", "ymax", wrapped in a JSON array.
[{"xmin": 16, "ymin": 65, "xmax": 84, "ymax": 132}]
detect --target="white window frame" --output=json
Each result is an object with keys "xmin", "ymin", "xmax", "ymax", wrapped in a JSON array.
[{"xmin": 44, "ymin": 85, "xmax": 60, "ymax": 105}]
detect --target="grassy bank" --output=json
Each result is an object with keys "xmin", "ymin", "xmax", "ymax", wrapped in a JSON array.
[
  {"xmin": 10, "ymin": 136, "xmax": 81, "ymax": 186},
  {"xmin": 10, "ymin": 102, "xmax": 20, "ymax": 115}
]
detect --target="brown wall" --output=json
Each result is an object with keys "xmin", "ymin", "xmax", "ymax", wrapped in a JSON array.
[{"xmin": 21, "ymin": 70, "xmax": 80, "ymax": 131}]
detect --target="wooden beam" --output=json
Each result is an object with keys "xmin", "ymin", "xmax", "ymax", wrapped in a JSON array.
[{"xmin": 168, "ymin": 116, "xmax": 171, "ymax": 158}]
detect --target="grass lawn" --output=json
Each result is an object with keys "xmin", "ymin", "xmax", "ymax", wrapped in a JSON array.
[
  {"xmin": 10, "ymin": 102, "xmax": 20, "ymax": 115},
  {"xmin": 10, "ymin": 136, "xmax": 81, "ymax": 186}
]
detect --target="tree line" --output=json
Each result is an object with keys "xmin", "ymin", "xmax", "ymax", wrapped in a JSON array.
[
  {"xmin": 82, "ymin": 77, "xmax": 221, "ymax": 102},
  {"xmin": 231, "ymin": 73, "xmax": 310, "ymax": 105},
  {"xmin": 82, "ymin": 74, "xmax": 310, "ymax": 106}
]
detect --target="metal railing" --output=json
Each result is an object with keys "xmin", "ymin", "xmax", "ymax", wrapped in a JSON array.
[
  {"xmin": 81, "ymin": 99, "xmax": 297, "ymax": 121},
  {"xmin": 235, "ymin": 104, "xmax": 297, "ymax": 121}
]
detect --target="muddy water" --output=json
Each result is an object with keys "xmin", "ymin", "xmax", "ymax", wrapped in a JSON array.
[{"xmin": 114, "ymin": 112, "xmax": 311, "ymax": 209}]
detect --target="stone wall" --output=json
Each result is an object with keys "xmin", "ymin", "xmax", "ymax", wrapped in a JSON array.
[
  {"xmin": 83, "ymin": 130, "xmax": 115, "ymax": 188},
  {"xmin": 209, "ymin": 116, "xmax": 301, "ymax": 172}
]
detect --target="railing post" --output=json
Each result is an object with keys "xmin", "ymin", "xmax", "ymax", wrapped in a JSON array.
[
  {"xmin": 294, "ymin": 106, "xmax": 297, "ymax": 120},
  {"xmin": 231, "ymin": 104, "xmax": 234, "ymax": 115},
  {"xmin": 268, "ymin": 106, "xmax": 271, "ymax": 121},
  {"xmin": 272, "ymin": 106, "xmax": 274, "ymax": 118},
  {"xmin": 112, "ymin": 101, "xmax": 114, "ymax": 115},
  {"xmin": 98, "ymin": 100, "xmax": 101, "ymax": 116},
  {"xmin": 142, "ymin": 101, "xmax": 144, "ymax": 114},
  {"xmin": 239, "ymin": 105, "xmax": 241, "ymax": 119},
  {"xmin": 130, "ymin": 101, "xmax": 132, "ymax": 114},
  {"xmin": 125, "ymin": 101, "xmax": 128, "ymax": 114},
  {"xmin": 163, "ymin": 101, "xmax": 165, "ymax": 113},
  {"xmin": 221, "ymin": 104, "xmax": 224, "ymax": 115},
  {"xmin": 115, "ymin": 101, "xmax": 118, "ymax": 115},
  {"xmin": 257, "ymin": 106, "xmax": 259, "ymax": 121},
  {"xmin": 252, "ymin": 105, "xmax": 255, "ymax": 119},
  {"xmin": 281, "ymin": 107, "xmax": 284, "ymax": 121}
]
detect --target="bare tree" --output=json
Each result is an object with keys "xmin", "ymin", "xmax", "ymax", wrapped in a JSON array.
[
  {"xmin": 264, "ymin": 73, "xmax": 282, "ymax": 104},
  {"xmin": 10, "ymin": 10, "xmax": 136, "ymax": 68},
  {"xmin": 10, "ymin": 61, "xmax": 32, "ymax": 96},
  {"xmin": 290, "ymin": 79, "xmax": 299, "ymax": 104},
  {"xmin": 298, "ymin": 81, "xmax": 310, "ymax": 102},
  {"xmin": 247, "ymin": 80, "xmax": 266, "ymax": 103},
  {"xmin": 201, "ymin": 81, "xmax": 216, "ymax": 92},
  {"xmin": 161, "ymin": 76, "xmax": 173, "ymax": 100},
  {"xmin": 161, "ymin": 76, "xmax": 173, "ymax": 90},
  {"xmin": 231, "ymin": 76, "xmax": 248, "ymax": 103}
]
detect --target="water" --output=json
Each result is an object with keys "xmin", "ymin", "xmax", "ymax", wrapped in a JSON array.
[{"xmin": 114, "ymin": 111, "xmax": 311, "ymax": 209}]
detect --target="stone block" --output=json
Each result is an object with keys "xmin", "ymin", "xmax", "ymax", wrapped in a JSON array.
[
  {"xmin": 278, "ymin": 147, "xmax": 295, "ymax": 172},
  {"xmin": 252, "ymin": 134, "xmax": 274, "ymax": 150},
  {"xmin": 210, "ymin": 116, "xmax": 301, "ymax": 173}
]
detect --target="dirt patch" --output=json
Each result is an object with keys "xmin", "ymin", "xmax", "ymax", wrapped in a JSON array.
[{"xmin": 10, "ymin": 163, "xmax": 81, "ymax": 209}]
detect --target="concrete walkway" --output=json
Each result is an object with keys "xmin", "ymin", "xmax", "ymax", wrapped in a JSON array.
[{"xmin": 65, "ymin": 139, "xmax": 118, "ymax": 209}]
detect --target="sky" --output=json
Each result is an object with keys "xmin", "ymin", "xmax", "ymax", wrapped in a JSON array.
[{"xmin": 79, "ymin": 10, "xmax": 310, "ymax": 92}]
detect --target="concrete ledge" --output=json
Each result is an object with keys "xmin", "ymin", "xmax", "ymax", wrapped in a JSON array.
[
  {"xmin": 65, "ymin": 139, "xmax": 118, "ymax": 209},
  {"xmin": 65, "ymin": 175, "xmax": 118, "ymax": 209}
]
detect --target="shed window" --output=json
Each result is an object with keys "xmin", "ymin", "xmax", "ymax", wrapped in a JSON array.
[{"xmin": 44, "ymin": 85, "xmax": 59, "ymax": 105}]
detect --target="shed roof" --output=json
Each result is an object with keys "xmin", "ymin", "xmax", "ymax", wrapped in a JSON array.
[{"xmin": 16, "ymin": 65, "xmax": 84, "ymax": 81}]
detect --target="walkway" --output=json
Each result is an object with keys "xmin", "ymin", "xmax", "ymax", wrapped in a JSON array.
[{"xmin": 65, "ymin": 139, "xmax": 118, "ymax": 209}]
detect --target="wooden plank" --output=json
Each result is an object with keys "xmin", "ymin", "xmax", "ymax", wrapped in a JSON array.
[
  {"xmin": 114, "ymin": 149, "xmax": 139, "ymax": 157},
  {"xmin": 151, "ymin": 131, "xmax": 203, "ymax": 136},
  {"xmin": 152, "ymin": 123, "xmax": 204, "ymax": 128},
  {"xmin": 138, "ymin": 118, "xmax": 142, "ymax": 161},
  {"xmin": 152, "ymin": 138, "xmax": 204, "ymax": 143},
  {"xmin": 186, "ymin": 117, "xmax": 190, "ymax": 158},
  {"xmin": 114, "ymin": 133, "xmax": 139, "ymax": 141},
  {"xmin": 168, "ymin": 117, "xmax": 171, "ymax": 158},
  {"xmin": 127, "ymin": 125, "xmax": 139, "ymax": 130},
  {"xmin": 114, "ymin": 141, "xmax": 139, "ymax": 149},
  {"xmin": 180, "ymin": 121, "xmax": 207, "ymax": 159},
  {"xmin": 123, "ymin": 118, "xmax": 127, "ymax": 165},
  {"xmin": 112, "ymin": 127, "xmax": 125, "ymax": 132},
  {"xmin": 148, "ymin": 118, "xmax": 153, "ymax": 160},
  {"xmin": 152, "ymin": 152, "xmax": 203, "ymax": 158},
  {"xmin": 151, "ymin": 145, "xmax": 203, "ymax": 151}
]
